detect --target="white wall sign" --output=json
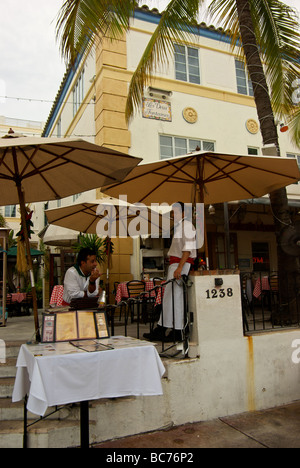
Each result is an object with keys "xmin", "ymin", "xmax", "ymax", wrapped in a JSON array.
[{"xmin": 142, "ymin": 98, "xmax": 172, "ymax": 121}]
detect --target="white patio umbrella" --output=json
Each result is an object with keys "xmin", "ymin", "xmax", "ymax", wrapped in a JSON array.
[
  {"xmin": 0, "ymin": 132, "xmax": 142, "ymax": 340},
  {"xmin": 45, "ymin": 197, "xmax": 170, "ymax": 237},
  {"xmin": 101, "ymin": 151, "xmax": 300, "ymax": 266},
  {"xmin": 45, "ymin": 196, "xmax": 172, "ymax": 298},
  {"xmin": 101, "ymin": 151, "xmax": 300, "ymax": 205}
]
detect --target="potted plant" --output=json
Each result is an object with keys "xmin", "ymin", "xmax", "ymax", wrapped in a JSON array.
[{"xmin": 73, "ymin": 234, "xmax": 107, "ymax": 267}]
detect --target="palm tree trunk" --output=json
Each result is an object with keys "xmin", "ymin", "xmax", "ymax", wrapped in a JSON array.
[{"xmin": 235, "ymin": 0, "xmax": 299, "ymax": 322}]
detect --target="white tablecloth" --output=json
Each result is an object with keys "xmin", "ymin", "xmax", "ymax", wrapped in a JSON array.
[{"xmin": 12, "ymin": 338, "xmax": 165, "ymax": 416}]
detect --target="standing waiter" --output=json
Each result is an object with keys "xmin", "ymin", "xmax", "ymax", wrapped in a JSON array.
[{"xmin": 144, "ymin": 202, "xmax": 197, "ymax": 342}]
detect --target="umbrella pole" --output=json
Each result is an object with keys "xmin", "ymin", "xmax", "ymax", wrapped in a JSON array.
[
  {"xmin": 16, "ymin": 185, "xmax": 41, "ymax": 342},
  {"xmin": 224, "ymin": 202, "xmax": 231, "ymax": 269},
  {"xmin": 197, "ymin": 181, "xmax": 210, "ymax": 270},
  {"xmin": 105, "ymin": 238, "xmax": 111, "ymax": 302},
  {"xmin": 1, "ymin": 237, "xmax": 7, "ymax": 327}
]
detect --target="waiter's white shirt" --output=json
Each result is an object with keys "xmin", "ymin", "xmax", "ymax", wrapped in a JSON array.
[
  {"xmin": 63, "ymin": 266, "xmax": 100, "ymax": 304},
  {"xmin": 168, "ymin": 218, "xmax": 197, "ymax": 259}
]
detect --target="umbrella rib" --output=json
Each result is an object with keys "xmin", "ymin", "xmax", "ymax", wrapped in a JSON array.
[
  {"xmin": 21, "ymin": 147, "xmax": 123, "ymax": 183},
  {"xmin": 49, "ymin": 203, "xmax": 95, "ymax": 224},
  {"xmin": 206, "ymin": 155, "xmax": 298, "ymax": 182},
  {"xmin": 18, "ymin": 148, "xmax": 62, "ymax": 199},
  {"xmin": 136, "ymin": 159, "xmax": 196, "ymax": 203},
  {"xmin": 40, "ymin": 142, "xmax": 140, "ymax": 162},
  {"xmin": 19, "ymin": 146, "xmax": 40, "ymax": 178},
  {"xmin": 0, "ymin": 148, "xmax": 16, "ymax": 179},
  {"xmin": 206, "ymin": 156, "xmax": 297, "ymax": 194},
  {"xmin": 205, "ymin": 157, "xmax": 257, "ymax": 197}
]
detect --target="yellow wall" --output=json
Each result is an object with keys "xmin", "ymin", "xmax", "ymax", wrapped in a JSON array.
[
  {"xmin": 95, "ymin": 36, "xmax": 131, "ymax": 153},
  {"xmin": 95, "ymin": 35, "xmax": 134, "ymax": 297},
  {"xmin": 105, "ymin": 237, "xmax": 133, "ymax": 303}
]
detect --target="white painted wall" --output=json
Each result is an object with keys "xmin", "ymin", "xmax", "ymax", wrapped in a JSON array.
[{"xmin": 87, "ymin": 274, "xmax": 300, "ymax": 444}]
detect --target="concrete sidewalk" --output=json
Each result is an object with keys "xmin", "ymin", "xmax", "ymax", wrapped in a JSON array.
[
  {"xmin": 94, "ymin": 401, "xmax": 300, "ymax": 449},
  {"xmin": 0, "ymin": 314, "xmax": 39, "ymax": 342}
]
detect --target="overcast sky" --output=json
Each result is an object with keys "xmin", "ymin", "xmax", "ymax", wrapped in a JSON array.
[{"xmin": 0, "ymin": 0, "xmax": 299, "ymax": 125}]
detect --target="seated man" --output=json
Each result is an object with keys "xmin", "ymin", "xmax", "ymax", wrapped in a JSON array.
[
  {"xmin": 144, "ymin": 202, "xmax": 197, "ymax": 342},
  {"xmin": 63, "ymin": 248, "xmax": 102, "ymax": 305}
]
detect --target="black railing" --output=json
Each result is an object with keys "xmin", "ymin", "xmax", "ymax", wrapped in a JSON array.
[
  {"xmin": 106, "ymin": 276, "xmax": 192, "ymax": 358},
  {"xmin": 241, "ymin": 272, "xmax": 300, "ymax": 333}
]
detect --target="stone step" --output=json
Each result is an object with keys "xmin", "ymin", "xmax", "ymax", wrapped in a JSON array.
[
  {"xmin": 0, "ymin": 398, "xmax": 79, "ymax": 421},
  {"xmin": 0, "ymin": 359, "xmax": 17, "ymax": 378},
  {"xmin": 0, "ymin": 398, "xmax": 23, "ymax": 421},
  {"xmin": 0, "ymin": 378, "xmax": 15, "ymax": 398},
  {"xmin": 0, "ymin": 419, "xmax": 93, "ymax": 449},
  {"xmin": 1, "ymin": 341, "xmax": 25, "ymax": 359}
]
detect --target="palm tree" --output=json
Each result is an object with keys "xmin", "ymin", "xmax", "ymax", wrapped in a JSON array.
[
  {"xmin": 56, "ymin": 0, "xmax": 300, "ymax": 318},
  {"xmin": 227, "ymin": 0, "xmax": 299, "ymax": 320}
]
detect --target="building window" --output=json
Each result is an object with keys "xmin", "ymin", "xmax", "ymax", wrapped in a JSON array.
[
  {"xmin": 160, "ymin": 136, "xmax": 215, "ymax": 159},
  {"xmin": 73, "ymin": 193, "xmax": 82, "ymax": 202},
  {"xmin": 235, "ymin": 60, "xmax": 254, "ymax": 96},
  {"xmin": 174, "ymin": 44, "xmax": 200, "ymax": 84},
  {"xmin": 208, "ymin": 232, "xmax": 238, "ymax": 270},
  {"xmin": 287, "ymin": 153, "xmax": 300, "ymax": 167},
  {"xmin": 73, "ymin": 69, "xmax": 85, "ymax": 116},
  {"xmin": 287, "ymin": 153, "xmax": 300, "ymax": 184},
  {"xmin": 4, "ymin": 205, "xmax": 17, "ymax": 218},
  {"xmin": 248, "ymin": 147, "xmax": 259, "ymax": 155}
]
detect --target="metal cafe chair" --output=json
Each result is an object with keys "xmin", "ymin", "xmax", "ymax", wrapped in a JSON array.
[
  {"xmin": 147, "ymin": 278, "xmax": 163, "ymax": 333},
  {"xmin": 269, "ymin": 274, "xmax": 279, "ymax": 322},
  {"xmin": 126, "ymin": 280, "xmax": 146, "ymax": 324},
  {"xmin": 22, "ymin": 292, "xmax": 33, "ymax": 316}
]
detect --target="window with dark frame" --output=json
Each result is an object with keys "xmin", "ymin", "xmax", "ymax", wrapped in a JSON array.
[
  {"xmin": 160, "ymin": 135, "xmax": 215, "ymax": 159},
  {"xmin": 174, "ymin": 44, "xmax": 200, "ymax": 84},
  {"xmin": 235, "ymin": 59, "xmax": 254, "ymax": 96}
]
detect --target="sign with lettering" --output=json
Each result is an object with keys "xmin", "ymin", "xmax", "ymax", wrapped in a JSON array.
[{"xmin": 142, "ymin": 98, "xmax": 172, "ymax": 122}]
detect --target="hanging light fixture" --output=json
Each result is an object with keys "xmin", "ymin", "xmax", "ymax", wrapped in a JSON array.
[
  {"xmin": 280, "ymin": 123, "xmax": 289, "ymax": 133},
  {"xmin": 208, "ymin": 205, "xmax": 215, "ymax": 215}
]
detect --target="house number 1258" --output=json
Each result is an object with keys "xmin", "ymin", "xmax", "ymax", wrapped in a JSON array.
[{"xmin": 206, "ymin": 288, "xmax": 233, "ymax": 299}]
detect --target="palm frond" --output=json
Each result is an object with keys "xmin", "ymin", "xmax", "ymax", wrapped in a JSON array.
[
  {"xmin": 288, "ymin": 104, "xmax": 300, "ymax": 149},
  {"xmin": 125, "ymin": 0, "xmax": 204, "ymax": 122},
  {"xmin": 208, "ymin": 0, "xmax": 239, "ymax": 41},
  {"xmin": 251, "ymin": 0, "xmax": 300, "ymax": 115},
  {"xmin": 56, "ymin": 0, "xmax": 136, "ymax": 64},
  {"xmin": 208, "ymin": 0, "xmax": 300, "ymax": 146}
]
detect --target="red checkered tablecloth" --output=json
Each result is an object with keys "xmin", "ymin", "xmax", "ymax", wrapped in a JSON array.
[
  {"xmin": 115, "ymin": 281, "xmax": 165, "ymax": 305},
  {"xmin": 115, "ymin": 281, "xmax": 154, "ymax": 304},
  {"xmin": 11, "ymin": 293, "xmax": 27, "ymax": 303},
  {"xmin": 50, "ymin": 285, "xmax": 64, "ymax": 306},
  {"xmin": 253, "ymin": 277, "xmax": 270, "ymax": 298}
]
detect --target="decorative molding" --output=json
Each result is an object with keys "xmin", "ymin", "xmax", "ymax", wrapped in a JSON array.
[
  {"xmin": 183, "ymin": 107, "xmax": 198, "ymax": 124},
  {"xmin": 246, "ymin": 119, "xmax": 259, "ymax": 134}
]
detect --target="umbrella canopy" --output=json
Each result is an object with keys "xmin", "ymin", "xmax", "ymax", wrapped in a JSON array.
[
  {"xmin": 101, "ymin": 151, "xmax": 300, "ymax": 205},
  {"xmin": 0, "ymin": 133, "xmax": 142, "ymax": 340},
  {"xmin": 101, "ymin": 151, "xmax": 300, "ymax": 270},
  {"xmin": 45, "ymin": 197, "xmax": 171, "ymax": 238},
  {"xmin": 0, "ymin": 136, "xmax": 142, "ymax": 205},
  {"xmin": 4, "ymin": 246, "xmax": 43, "ymax": 257},
  {"xmin": 45, "ymin": 197, "xmax": 172, "ymax": 301},
  {"xmin": 40, "ymin": 224, "xmax": 79, "ymax": 247}
]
